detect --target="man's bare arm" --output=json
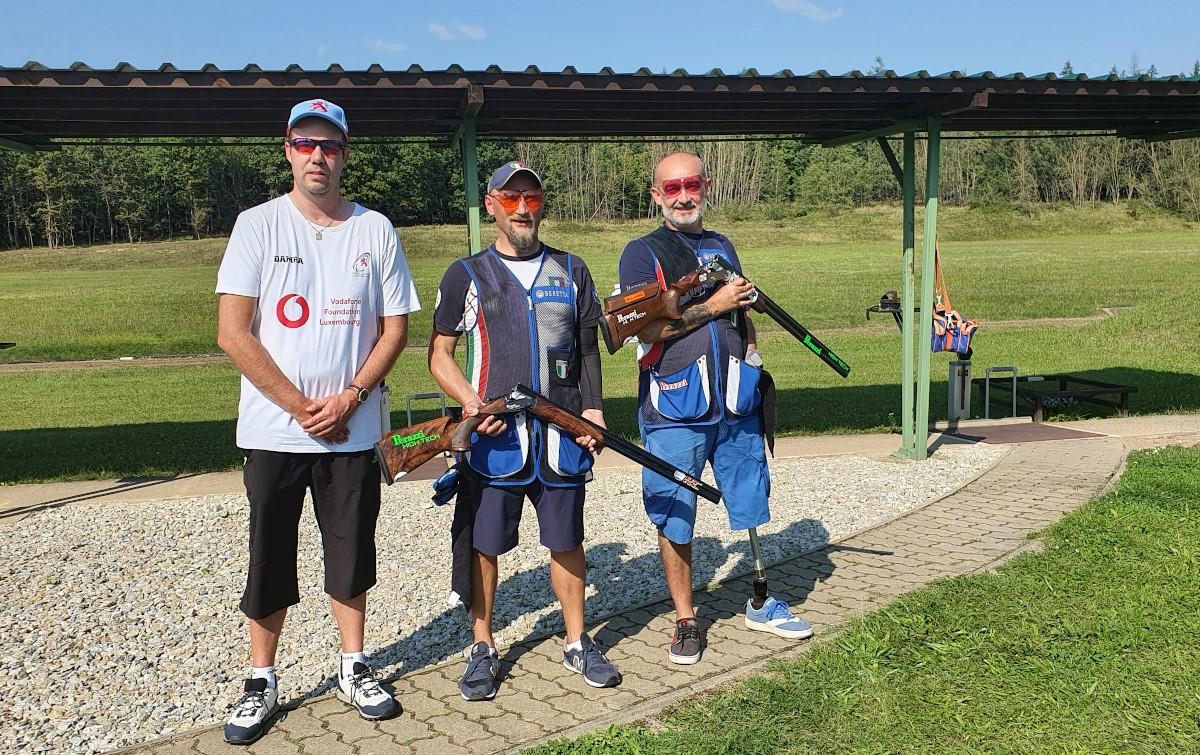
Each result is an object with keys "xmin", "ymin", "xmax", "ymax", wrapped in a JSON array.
[
  {"xmin": 299, "ymin": 314, "xmax": 410, "ymax": 437},
  {"xmin": 217, "ymin": 293, "xmax": 311, "ymax": 422},
  {"xmin": 427, "ymin": 332, "xmax": 505, "ymax": 436},
  {"xmin": 634, "ymin": 277, "xmax": 756, "ymax": 344}
]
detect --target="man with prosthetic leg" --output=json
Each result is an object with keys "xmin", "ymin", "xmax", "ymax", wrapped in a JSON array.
[{"xmin": 617, "ymin": 152, "xmax": 813, "ymax": 666}]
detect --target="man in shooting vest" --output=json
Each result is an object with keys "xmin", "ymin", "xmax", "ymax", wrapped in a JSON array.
[
  {"xmin": 215, "ymin": 99, "xmax": 418, "ymax": 744},
  {"xmin": 428, "ymin": 161, "xmax": 622, "ymax": 700},
  {"xmin": 617, "ymin": 152, "xmax": 814, "ymax": 666}
]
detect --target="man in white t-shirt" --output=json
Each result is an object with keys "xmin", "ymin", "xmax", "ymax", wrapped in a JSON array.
[{"xmin": 215, "ymin": 98, "xmax": 419, "ymax": 745}]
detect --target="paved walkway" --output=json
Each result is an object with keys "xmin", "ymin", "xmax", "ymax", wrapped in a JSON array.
[{"xmin": 94, "ymin": 414, "xmax": 1200, "ymax": 755}]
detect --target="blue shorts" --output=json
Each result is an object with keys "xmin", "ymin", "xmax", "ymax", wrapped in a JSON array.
[
  {"xmin": 640, "ymin": 412, "xmax": 771, "ymax": 544},
  {"xmin": 472, "ymin": 480, "xmax": 585, "ymax": 556}
]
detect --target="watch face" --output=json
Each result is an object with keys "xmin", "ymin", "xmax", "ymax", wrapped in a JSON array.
[{"xmin": 357, "ymin": 388, "xmax": 370, "ymax": 404}]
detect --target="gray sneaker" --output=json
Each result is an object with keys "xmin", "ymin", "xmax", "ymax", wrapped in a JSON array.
[
  {"xmin": 459, "ymin": 642, "xmax": 500, "ymax": 701},
  {"xmin": 563, "ymin": 633, "xmax": 622, "ymax": 688},
  {"xmin": 668, "ymin": 617, "xmax": 703, "ymax": 665}
]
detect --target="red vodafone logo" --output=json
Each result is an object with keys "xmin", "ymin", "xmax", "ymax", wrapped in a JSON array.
[{"xmin": 276, "ymin": 294, "xmax": 310, "ymax": 328}]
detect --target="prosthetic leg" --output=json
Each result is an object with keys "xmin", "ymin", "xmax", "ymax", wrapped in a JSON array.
[
  {"xmin": 748, "ymin": 527, "xmax": 769, "ymax": 610},
  {"xmin": 742, "ymin": 526, "xmax": 813, "ymax": 639}
]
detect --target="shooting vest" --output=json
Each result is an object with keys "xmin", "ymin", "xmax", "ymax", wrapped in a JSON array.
[
  {"xmin": 457, "ymin": 245, "xmax": 593, "ymax": 487},
  {"xmin": 632, "ymin": 226, "xmax": 761, "ymax": 429}
]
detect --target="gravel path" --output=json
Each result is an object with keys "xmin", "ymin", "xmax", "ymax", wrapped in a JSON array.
[{"xmin": 0, "ymin": 443, "xmax": 1006, "ymax": 754}]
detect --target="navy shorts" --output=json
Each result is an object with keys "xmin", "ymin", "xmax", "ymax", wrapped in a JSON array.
[{"xmin": 472, "ymin": 478, "xmax": 585, "ymax": 556}]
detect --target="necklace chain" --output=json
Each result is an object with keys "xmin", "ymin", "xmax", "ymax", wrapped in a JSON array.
[{"xmin": 306, "ymin": 216, "xmax": 335, "ymax": 241}]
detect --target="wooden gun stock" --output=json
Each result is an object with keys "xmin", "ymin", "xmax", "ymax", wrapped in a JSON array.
[
  {"xmin": 373, "ymin": 396, "xmax": 507, "ymax": 485},
  {"xmin": 599, "ymin": 268, "xmax": 709, "ymax": 354}
]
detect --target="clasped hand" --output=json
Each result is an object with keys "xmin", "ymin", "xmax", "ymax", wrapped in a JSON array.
[{"xmin": 296, "ymin": 389, "xmax": 357, "ymax": 444}]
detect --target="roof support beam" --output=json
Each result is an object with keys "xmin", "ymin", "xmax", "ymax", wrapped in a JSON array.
[
  {"xmin": 823, "ymin": 92, "xmax": 988, "ymax": 148},
  {"xmin": 876, "ymin": 136, "xmax": 904, "ymax": 189},
  {"xmin": 1142, "ymin": 128, "xmax": 1200, "ymax": 142},
  {"xmin": 449, "ymin": 85, "xmax": 485, "ymax": 152},
  {"xmin": 822, "ymin": 119, "xmax": 925, "ymax": 148},
  {"xmin": 913, "ymin": 116, "xmax": 942, "ymax": 460},
  {"xmin": 0, "ymin": 136, "xmax": 37, "ymax": 153},
  {"xmin": 893, "ymin": 131, "xmax": 918, "ymax": 460},
  {"xmin": 450, "ymin": 85, "xmax": 486, "ymax": 255}
]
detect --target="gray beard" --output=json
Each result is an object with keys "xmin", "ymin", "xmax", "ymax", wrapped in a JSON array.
[
  {"xmin": 503, "ymin": 225, "xmax": 539, "ymax": 254},
  {"xmin": 661, "ymin": 202, "xmax": 704, "ymax": 234}
]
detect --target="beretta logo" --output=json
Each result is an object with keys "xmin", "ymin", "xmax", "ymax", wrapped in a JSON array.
[{"xmin": 276, "ymin": 294, "xmax": 310, "ymax": 328}]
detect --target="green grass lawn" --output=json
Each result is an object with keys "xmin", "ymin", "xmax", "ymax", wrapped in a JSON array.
[
  {"xmin": 529, "ymin": 444, "xmax": 1200, "ymax": 754},
  {"xmin": 2, "ymin": 203, "xmax": 1196, "ymax": 361},
  {"xmin": 1, "ymin": 204, "xmax": 1197, "ymax": 483}
]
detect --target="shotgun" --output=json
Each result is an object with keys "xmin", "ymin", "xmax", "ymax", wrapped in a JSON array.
[
  {"xmin": 374, "ymin": 385, "xmax": 723, "ymax": 503},
  {"xmin": 600, "ymin": 258, "xmax": 851, "ymax": 378},
  {"xmin": 373, "ymin": 395, "xmax": 508, "ymax": 485}
]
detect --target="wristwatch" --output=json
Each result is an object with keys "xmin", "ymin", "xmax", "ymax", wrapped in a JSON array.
[{"xmin": 347, "ymin": 383, "xmax": 370, "ymax": 405}]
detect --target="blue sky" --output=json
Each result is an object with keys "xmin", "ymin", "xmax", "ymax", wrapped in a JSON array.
[{"xmin": 7, "ymin": 0, "xmax": 1198, "ymax": 78}]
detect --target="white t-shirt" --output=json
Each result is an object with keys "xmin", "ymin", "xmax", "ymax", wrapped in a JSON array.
[
  {"xmin": 216, "ymin": 195, "xmax": 420, "ymax": 452},
  {"xmin": 497, "ymin": 250, "xmax": 544, "ymax": 289}
]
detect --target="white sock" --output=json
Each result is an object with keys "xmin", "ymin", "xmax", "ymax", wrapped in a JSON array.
[
  {"xmin": 250, "ymin": 666, "xmax": 276, "ymax": 689},
  {"xmin": 340, "ymin": 651, "xmax": 366, "ymax": 679},
  {"xmin": 564, "ymin": 639, "xmax": 583, "ymax": 652}
]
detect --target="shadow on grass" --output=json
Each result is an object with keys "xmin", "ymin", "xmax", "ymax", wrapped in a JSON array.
[{"xmin": 3, "ymin": 368, "xmax": 1197, "ymax": 485}]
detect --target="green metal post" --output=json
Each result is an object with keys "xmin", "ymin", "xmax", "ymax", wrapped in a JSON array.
[
  {"xmin": 894, "ymin": 132, "xmax": 918, "ymax": 459},
  {"xmin": 914, "ymin": 117, "xmax": 942, "ymax": 460},
  {"xmin": 461, "ymin": 114, "xmax": 482, "ymax": 254}
]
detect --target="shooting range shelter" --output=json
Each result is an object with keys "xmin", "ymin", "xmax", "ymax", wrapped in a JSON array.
[{"xmin": 4, "ymin": 62, "xmax": 1198, "ymax": 458}]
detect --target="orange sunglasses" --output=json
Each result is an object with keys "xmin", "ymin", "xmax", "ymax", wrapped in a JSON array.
[{"xmin": 490, "ymin": 188, "xmax": 545, "ymax": 213}]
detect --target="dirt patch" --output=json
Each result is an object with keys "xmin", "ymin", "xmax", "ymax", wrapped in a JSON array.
[{"xmin": 0, "ymin": 354, "xmax": 230, "ymax": 373}]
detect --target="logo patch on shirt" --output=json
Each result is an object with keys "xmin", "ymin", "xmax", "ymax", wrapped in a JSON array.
[
  {"xmin": 351, "ymin": 252, "xmax": 371, "ymax": 277},
  {"xmin": 276, "ymin": 294, "xmax": 310, "ymax": 328},
  {"xmin": 555, "ymin": 360, "xmax": 569, "ymax": 380},
  {"xmin": 274, "ymin": 255, "xmax": 304, "ymax": 264},
  {"xmin": 532, "ymin": 285, "xmax": 570, "ymax": 303},
  {"xmin": 658, "ymin": 377, "xmax": 689, "ymax": 391}
]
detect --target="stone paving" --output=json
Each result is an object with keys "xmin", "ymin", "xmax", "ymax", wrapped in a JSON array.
[{"xmin": 106, "ymin": 432, "xmax": 1143, "ymax": 755}]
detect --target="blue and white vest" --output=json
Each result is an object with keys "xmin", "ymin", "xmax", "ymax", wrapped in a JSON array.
[
  {"xmin": 457, "ymin": 245, "xmax": 593, "ymax": 487},
  {"xmin": 632, "ymin": 227, "xmax": 762, "ymax": 429}
]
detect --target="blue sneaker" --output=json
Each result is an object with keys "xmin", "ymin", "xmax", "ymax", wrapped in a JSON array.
[
  {"xmin": 744, "ymin": 597, "xmax": 814, "ymax": 639},
  {"xmin": 563, "ymin": 633, "xmax": 622, "ymax": 688},
  {"xmin": 459, "ymin": 642, "xmax": 500, "ymax": 701}
]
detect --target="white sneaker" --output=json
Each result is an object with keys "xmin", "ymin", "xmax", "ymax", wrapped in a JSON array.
[
  {"xmin": 337, "ymin": 661, "xmax": 400, "ymax": 720},
  {"xmin": 223, "ymin": 678, "xmax": 280, "ymax": 745}
]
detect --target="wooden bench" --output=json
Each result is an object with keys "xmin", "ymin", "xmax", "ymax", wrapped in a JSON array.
[{"xmin": 972, "ymin": 373, "xmax": 1136, "ymax": 422}]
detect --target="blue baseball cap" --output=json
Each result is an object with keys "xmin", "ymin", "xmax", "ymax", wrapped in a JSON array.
[
  {"xmin": 287, "ymin": 99, "xmax": 349, "ymax": 137},
  {"xmin": 487, "ymin": 160, "xmax": 542, "ymax": 192}
]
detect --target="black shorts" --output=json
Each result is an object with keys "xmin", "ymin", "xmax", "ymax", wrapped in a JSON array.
[
  {"xmin": 472, "ymin": 478, "xmax": 585, "ymax": 556},
  {"xmin": 239, "ymin": 449, "xmax": 382, "ymax": 620}
]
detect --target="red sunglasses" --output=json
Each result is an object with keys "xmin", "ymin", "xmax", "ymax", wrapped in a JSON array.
[
  {"xmin": 658, "ymin": 174, "xmax": 705, "ymax": 198},
  {"xmin": 288, "ymin": 137, "xmax": 347, "ymax": 157},
  {"xmin": 491, "ymin": 188, "xmax": 545, "ymax": 213}
]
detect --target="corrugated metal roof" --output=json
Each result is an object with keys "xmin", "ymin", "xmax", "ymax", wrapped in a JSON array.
[{"xmin": 2, "ymin": 63, "xmax": 1198, "ymax": 146}]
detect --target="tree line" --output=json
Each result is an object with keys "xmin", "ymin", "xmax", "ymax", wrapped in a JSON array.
[{"xmin": 2, "ymin": 133, "xmax": 1198, "ymax": 250}]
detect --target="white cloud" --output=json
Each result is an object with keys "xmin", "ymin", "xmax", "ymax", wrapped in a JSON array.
[
  {"xmin": 457, "ymin": 24, "xmax": 487, "ymax": 41},
  {"xmin": 365, "ymin": 38, "xmax": 407, "ymax": 53},
  {"xmin": 771, "ymin": 0, "xmax": 843, "ymax": 21},
  {"xmin": 428, "ymin": 22, "xmax": 489, "ymax": 42}
]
